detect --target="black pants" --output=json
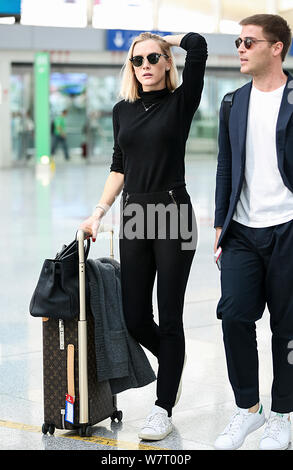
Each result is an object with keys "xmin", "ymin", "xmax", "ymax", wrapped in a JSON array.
[
  {"xmin": 217, "ymin": 219, "xmax": 293, "ymax": 413},
  {"xmin": 119, "ymin": 187, "xmax": 196, "ymax": 416}
]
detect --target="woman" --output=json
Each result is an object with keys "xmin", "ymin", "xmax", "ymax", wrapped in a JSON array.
[{"xmin": 79, "ymin": 31, "xmax": 207, "ymax": 440}]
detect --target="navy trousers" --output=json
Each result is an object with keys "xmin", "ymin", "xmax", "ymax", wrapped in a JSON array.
[{"xmin": 217, "ymin": 219, "xmax": 293, "ymax": 413}]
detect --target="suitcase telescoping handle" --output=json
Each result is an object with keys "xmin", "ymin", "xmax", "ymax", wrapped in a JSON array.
[
  {"xmin": 76, "ymin": 224, "xmax": 114, "ymax": 321},
  {"xmin": 76, "ymin": 224, "xmax": 114, "ymax": 426}
]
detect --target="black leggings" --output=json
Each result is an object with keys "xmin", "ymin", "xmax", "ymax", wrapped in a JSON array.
[{"xmin": 119, "ymin": 187, "xmax": 196, "ymax": 416}]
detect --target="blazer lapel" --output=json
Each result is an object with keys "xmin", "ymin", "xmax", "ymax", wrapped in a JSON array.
[
  {"xmin": 276, "ymin": 73, "xmax": 293, "ymax": 169},
  {"xmin": 237, "ymin": 81, "xmax": 252, "ymax": 165},
  {"xmin": 236, "ymin": 73, "xmax": 293, "ymax": 168}
]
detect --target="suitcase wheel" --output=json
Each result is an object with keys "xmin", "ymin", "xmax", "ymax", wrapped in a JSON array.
[
  {"xmin": 111, "ymin": 410, "xmax": 123, "ymax": 422},
  {"xmin": 78, "ymin": 425, "xmax": 92, "ymax": 437},
  {"xmin": 42, "ymin": 423, "xmax": 55, "ymax": 435}
]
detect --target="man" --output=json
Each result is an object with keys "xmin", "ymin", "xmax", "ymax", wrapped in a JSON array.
[
  {"xmin": 51, "ymin": 109, "xmax": 70, "ymax": 161},
  {"xmin": 214, "ymin": 14, "xmax": 293, "ymax": 450}
]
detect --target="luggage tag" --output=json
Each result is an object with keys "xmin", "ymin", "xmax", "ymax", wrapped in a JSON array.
[
  {"xmin": 65, "ymin": 344, "xmax": 75, "ymax": 424},
  {"xmin": 65, "ymin": 393, "xmax": 75, "ymax": 424}
]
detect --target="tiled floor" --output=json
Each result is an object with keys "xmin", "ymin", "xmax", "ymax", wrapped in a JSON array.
[{"xmin": 0, "ymin": 155, "xmax": 292, "ymax": 452}]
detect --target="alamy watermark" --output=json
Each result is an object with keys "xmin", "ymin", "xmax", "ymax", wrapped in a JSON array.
[
  {"xmin": 288, "ymin": 80, "xmax": 293, "ymax": 104},
  {"xmin": 283, "ymin": 79, "xmax": 293, "ymax": 367},
  {"xmin": 288, "ymin": 340, "xmax": 293, "ymax": 365},
  {"xmin": 120, "ymin": 202, "xmax": 198, "ymax": 251}
]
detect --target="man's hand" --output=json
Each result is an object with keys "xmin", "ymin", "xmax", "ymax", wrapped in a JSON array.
[{"xmin": 214, "ymin": 227, "xmax": 222, "ymax": 253}]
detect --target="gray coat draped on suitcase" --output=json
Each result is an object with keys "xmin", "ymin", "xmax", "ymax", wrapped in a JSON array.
[{"xmin": 86, "ymin": 257, "xmax": 156, "ymax": 395}]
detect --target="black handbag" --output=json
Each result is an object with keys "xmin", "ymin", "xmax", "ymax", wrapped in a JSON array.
[{"xmin": 29, "ymin": 236, "xmax": 90, "ymax": 320}]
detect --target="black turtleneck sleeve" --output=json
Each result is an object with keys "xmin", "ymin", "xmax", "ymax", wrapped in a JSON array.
[
  {"xmin": 110, "ymin": 32, "xmax": 208, "ymax": 193},
  {"xmin": 177, "ymin": 32, "xmax": 208, "ymax": 118},
  {"xmin": 109, "ymin": 102, "xmax": 124, "ymax": 174}
]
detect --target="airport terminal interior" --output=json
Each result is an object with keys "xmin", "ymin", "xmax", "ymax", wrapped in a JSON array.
[{"xmin": 1, "ymin": 0, "xmax": 293, "ymax": 452}]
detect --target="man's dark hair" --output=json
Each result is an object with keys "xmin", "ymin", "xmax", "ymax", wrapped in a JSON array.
[{"xmin": 240, "ymin": 14, "xmax": 292, "ymax": 62}]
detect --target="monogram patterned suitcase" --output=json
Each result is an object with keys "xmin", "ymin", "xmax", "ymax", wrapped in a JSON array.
[{"xmin": 41, "ymin": 227, "xmax": 123, "ymax": 437}]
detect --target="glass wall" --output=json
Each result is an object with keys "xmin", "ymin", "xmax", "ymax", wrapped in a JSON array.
[
  {"xmin": 186, "ymin": 69, "xmax": 249, "ymax": 157},
  {"xmin": 85, "ymin": 72, "xmax": 120, "ymax": 162},
  {"xmin": 10, "ymin": 67, "xmax": 34, "ymax": 162},
  {"xmin": 10, "ymin": 64, "xmax": 252, "ymax": 164},
  {"xmin": 50, "ymin": 71, "xmax": 87, "ymax": 159},
  {"xmin": 11, "ymin": 65, "xmax": 122, "ymax": 164}
]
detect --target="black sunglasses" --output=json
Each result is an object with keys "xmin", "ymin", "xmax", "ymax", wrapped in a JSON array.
[
  {"xmin": 130, "ymin": 52, "xmax": 169, "ymax": 67},
  {"xmin": 235, "ymin": 37, "xmax": 276, "ymax": 49}
]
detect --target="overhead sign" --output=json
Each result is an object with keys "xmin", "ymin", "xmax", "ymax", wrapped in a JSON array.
[
  {"xmin": 107, "ymin": 29, "xmax": 171, "ymax": 51},
  {"xmin": 0, "ymin": 0, "xmax": 21, "ymax": 15},
  {"xmin": 21, "ymin": 0, "xmax": 87, "ymax": 27}
]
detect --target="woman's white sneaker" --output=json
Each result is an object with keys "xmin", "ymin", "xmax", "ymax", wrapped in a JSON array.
[
  {"xmin": 214, "ymin": 404, "xmax": 266, "ymax": 450},
  {"xmin": 259, "ymin": 412, "xmax": 291, "ymax": 450},
  {"xmin": 138, "ymin": 405, "xmax": 173, "ymax": 441}
]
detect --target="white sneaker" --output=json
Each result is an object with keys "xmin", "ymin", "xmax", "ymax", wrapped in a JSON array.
[
  {"xmin": 174, "ymin": 354, "xmax": 187, "ymax": 406},
  {"xmin": 138, "ymin": 405, "xmax": 173, "ymax": 441},
  {"xmin": 214, "ymin": 404, "xmax": 266, "ymax": 450},
  {"xmin": 259, "ymin": 412, "xmax": 291, "ymax": 450}
]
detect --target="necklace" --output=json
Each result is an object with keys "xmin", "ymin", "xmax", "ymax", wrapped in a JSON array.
[{"xmin": 141, "ymin": 101, "xmax": 155, "ymax": 112}]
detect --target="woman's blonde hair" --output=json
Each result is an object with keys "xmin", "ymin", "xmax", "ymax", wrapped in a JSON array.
[{"xmin": 119, "ymin": 32, "xmax": 178, "ymax": 102}]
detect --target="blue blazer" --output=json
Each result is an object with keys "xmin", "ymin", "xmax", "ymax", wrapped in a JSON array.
[{"xmin": 214, "ymin": 71, "xmax": 293, "ymax": 247}]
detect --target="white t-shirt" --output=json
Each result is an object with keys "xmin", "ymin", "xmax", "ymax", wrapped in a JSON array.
[{"xmin": 233, "ymin": 83, "xmax": 293, "ymax": 228}]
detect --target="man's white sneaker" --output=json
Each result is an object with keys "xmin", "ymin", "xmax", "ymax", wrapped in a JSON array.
[
  {"xmin": 174, "ymin": 354, "xmax": 187, "ymax": 406},
  {"xmin": 214, "ymin": 404, "xmax": 266, "ymax": 450},
  {"xmin": 138, "ymin": 405, "xmax": 173, "ymax": 441},
  {"xmin": 259, "ymin": 412, "xmax": 291, "ymax": 450}
]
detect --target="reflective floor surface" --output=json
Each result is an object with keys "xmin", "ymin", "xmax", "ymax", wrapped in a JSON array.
[{"xmin": 0, "ymin": 155, "xmax": 292, "ymax": 452}]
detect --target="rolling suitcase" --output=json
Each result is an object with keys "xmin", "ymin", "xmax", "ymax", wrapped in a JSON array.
[{"xmin": 41, "ymin": 225, "xmax": 123, "ymax": 437}]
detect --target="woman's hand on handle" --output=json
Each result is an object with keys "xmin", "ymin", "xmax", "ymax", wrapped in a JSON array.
[{"xmin": 79, "ymin": 211, "xmax": 103, "ymax": 242}]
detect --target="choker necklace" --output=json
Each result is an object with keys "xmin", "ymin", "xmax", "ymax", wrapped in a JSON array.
[{"xmin": 141, "ymin": 102, "xmax": 155, "ymax": 112}]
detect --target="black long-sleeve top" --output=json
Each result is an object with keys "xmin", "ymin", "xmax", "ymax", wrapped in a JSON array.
[{"xmin": 110, "ymin": 32, "xmax": 208, "ymax": 193}]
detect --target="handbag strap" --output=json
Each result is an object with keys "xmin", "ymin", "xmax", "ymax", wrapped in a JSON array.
[
  {"xmin": 75, "ymin": 231, "xmax": 90, "ymax": 260},
  {"xmin": 56, "ymin": 235, "xmax": 90, "ymax": 261}
]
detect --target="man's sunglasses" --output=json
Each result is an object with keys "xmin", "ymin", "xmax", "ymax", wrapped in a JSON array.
[
  {"xmin": 130, "ymin": 52, "xmax": 169, "ymax": 67},
  {"xmin": 235, "ymin": 37, "xmax": 276, "ymax": 49}
]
